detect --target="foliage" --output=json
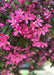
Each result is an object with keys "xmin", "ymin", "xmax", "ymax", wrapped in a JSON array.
[{"xmin": 0, "ymin": 0, "xmax": 54, "ymax": 75}]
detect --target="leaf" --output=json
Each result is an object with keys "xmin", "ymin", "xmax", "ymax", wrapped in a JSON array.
[
  {"xmin": 11, "ymin": 2, "xmax": 16, "ymax": 10},
  {"xmin": 14, "ymin": 0, "xmax": 20, "ymax": 4},
  {"xmin": 21, "ymin": 38, "xmax": 29, "ymax": 48},
  {"xmin": 7, "ymin": 64, "xmax": 12, "ymax": 68},
  {"xmin": 6, "ymin": 30, "xmax": 10, "ymax": 35},
  {"xmin": 9, "ymin": 35, "xmax": 14, "ymax": 42},
  {"xmin": 0, "ymin": 50, "xmax": 5, "ymax": 55},
  {"xmin": 0, "ymin": 13, "xmax": 2, "ymax": 17},
  {"xmin": 6, "ymin": 21, "xmax": 9, "ymax": 24},
  {"xmin": 3, "ymin": 26, "xmax": 12, "ymax": 35},
  {"xmin": 25, "ymin": 0, "xmax": 28, "ymax": 5},
  {"xmin": 9, "ymin": 26, "xmax": 12, "ymax": 31},
  {"xmin": 50, "ymin": 28, "xmax": 54, "ymax": 37},
  {"xmin": 7, "ymin": 16, "xmax": 11, "ymax": 19},
  {"xmin": 17, "ymin": 6, "xmax": 21, "ymax": 10},
  {"xmin": 0, "ymin": 62, "xmax": 4, "ymax": 68},
  {"xmin": 2, "ymin": 26, "xmax": 8, "ymax": 33},
  {"xmin": 50, "ymin": 16, "xmax": 54, "ymax": 28}
]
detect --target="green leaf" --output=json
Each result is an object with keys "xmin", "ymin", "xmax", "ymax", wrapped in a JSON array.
[
  {"xmin": 0, "ymin": 13, "xmax": 2, "ymax": 17},
  {"xmin": 6, "ymin": 21, "xmax": 9, "ymax": 24},
  {"xmin": 6, "ymin": 30, "xmax": 10, "ymax": 35},
  {"xmin": 14, "ymin": 0, "xmax": 20, "ymax": 4},
  {"xmin": 0, "ymin": 62, "xmax": 4, "ymax": 68},
  {"xmin": 11, "ymin": 2, "xmax": 16, "ymax": 10},
  {"xmin": 0, "ymin": 50, "xmax": 5, "ymax": 55},
  {"xmin": 9, "ymin": 26, "xmax": 12, "ymax": 31},
  {"xmin": 50, "ymin": 16, "xmax": 54, "ymax": 28},
  {"xmin": 7, "ymin": 64, "xmax": 12, "ymax": 69},
  {"xmin": 2, "ymin": 26, "xmax": 8, "ymax": 33},
  {"xmin": 50, "ymin": 28, "xmax": 54, "ymax": 37},
  {"xmin": 7, "ymin": 16, "xmax": 11, "ymax": 19},
  {"xmin": 17, "ymin": 6, "xmax": 21, "ymax": 10},
  {"xmin": 25, "ymin": 0, "xmax": 28, "ymax": 5},
  {"xmin": 2, "ymin": 25, "xmax": 12, "ymax": 35}
]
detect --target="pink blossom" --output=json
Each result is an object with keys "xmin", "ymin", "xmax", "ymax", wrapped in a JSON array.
[
  {"xmin": 0, "ymin": 7, "xmax": 6, "ymax": 12},
  {"xmin": 15, "ymin": 8, "xmax": 25, "ymax": 15},
  {"xmin": 0, "ymin": 33, "xmax": 10, "ymax": 50},
  {"xmin": 18, "ymin": 0, "xmax": 25, "ymax": 4},
  {"xmin": 37, "ymin": 61, "xmax": 43, "ymax": 66},
  {"xmin": 0, "ymin": 23, "xmax": 4, "ymax": 28},
  {"xmin": 32, "ymin": 42, "xmax": 42, "ymax": 47},
  {"xmin": 0, "ymin": 69, "xmax": 14, "ymax": 75},
  {"xmin": 30, "ymin": 65, "xmax": 34, "ymax": 69},
  {"xmin": 49, "ymin": 0, "xmax": 53, "ymax": 4},
  {"xmin": 51, "ymin": 8, "xmax": 54, "ymax": 12},
  {"xmin": 24, "ymin": 14, "xmax": 31, "ymax": 24},
  {"xmin": 41, "ymin": 42, "xmax": 48, "ymax": 48},
  {"xmin": 6, "ymin": 51, "xmax": 26, "ymax": 66},
  {"xmin": 51, "ymin": 46, "xmax": 54, "ymax": 51},
  {"xmin": 32, "ymin": 41, "xmax": 48, "ymax": 48},
  {"xmin": 44, "ymin": 8, "xmax": 52, "ymax": 19},
  {"xmin": 14, "ymin": 25, "xmax": 21, "ymax": 36},
  {"xmin": 33, "ymin": 17, "xmax": 43, "ymax": 27},
  {"xmin": 51, "ymin": 56, "xmax": 54, "ymax": 60},
  {"xmin": 40, "ymin": 24, "xmax": 51, "ymax": 35},
  {"xmin": 7, "ymin": 17, "xmax": 17, "ymax": 27},
  {"xmin": 45, "ymin": 24, "xmax": 52, "ymax": 28}
]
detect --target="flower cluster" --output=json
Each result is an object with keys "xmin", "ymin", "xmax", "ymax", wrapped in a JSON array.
[
  {"xmin": 0, "ymin": 69, "xmax": 14, "ymax": 75},
  {"xmin": 0, "ymin": 0, "xmax": 53, "ymax": 74},
  {"xmin": 7, "ymin": 10, "xmax": 51, "ymax": 48},
  {"xmin": 43, "ymin": 8, "xmax": 52, "ymax": 22},
  {"xmin": 6, "ymin": 51, "xmax": 26, "ymax": 66},
  {"xmin": 0, "ymin": 33, "xmax": 10, "ymax": 50}
]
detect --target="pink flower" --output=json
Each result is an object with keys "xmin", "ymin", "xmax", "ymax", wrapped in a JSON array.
[
  {"xmin": 40, "ymin": 24, "xmax": 51, "ymax": 35},
  {"xmin": 45, "ymin": 24, "xmax": 52, "ymax": 28},
  {"xmin": 0, "ymin": 33, "xmax": 10, "ymax": 50},
  {"xmin": 31, "ymin": 34, "xmax": 40, "ymax": 42},
  {"xmin": 51, "ymin": 46, "xmax": 54, "ymax": 51},
  {"xmin": 15, "ymin": 8, "xmax": 25, "ymax": 15},
  {"xmin": 33, "ymin": 17, "xmax": 43, "ymax": 27},
  {"xmin": 0, "ymin": 23, "xmax": 4, "ymax": 28},
  {"xmin": 3, "ymin": 46, "xmax": 10, "ymax": 50},
  {"xmin": 0, "ymin": 7, "xmax": 6, "ymax": 12},
  {"xmin": 51, "ymin": 56, "xmax": 54, "ymax": 60},
  {"xmin": 14, "ymin": 25, "xmax": 21, "ymax": 36},
  {"xmin": 32, "ymin": 41, "xmax": 48, "ymax": 48},
  {"xmin": 0, "ymin": 69, "xmax": 14, "ymax": 75},
  {"xmin": 44, "ymin": 9, "xmax": 52, "ymax": 19},
  {"xmin": 51, "ymin": 8, "xmax": 54, "ymax": 12},
  {"xmin": 49, "ymin": 0, "xmax": 53, "ymax": 4},
  {"xmin": 30, "ymin": 21, "xmax": 35, "ymax": 30},
  {"xmin": 24, "ymin": 14, "xmax": 31, "ymax": 24},
  {"xmin": 6, "ymin": 50, "xmax": 26, "ymax": 66},
  {"xmin": 32, "ymin": 42, "xmax": 41, "ymax": 47},
  {"xmin": 37, "ymin": 61, "xmax": 43, "ymax": 66},
  {"xmin": 30, "ymin": 65, "xmax": 34, "ymax": 69},
  {"xmin": 18, "ymin": 0, "xmax": 25, "ymax": 4},
  {"xmin": 7, "ymin": 17, "xmax": 17, "ymax": 27},
  {"xmin": 41, "ymin": 42, "xmax": 48, "ymax": 48}
]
